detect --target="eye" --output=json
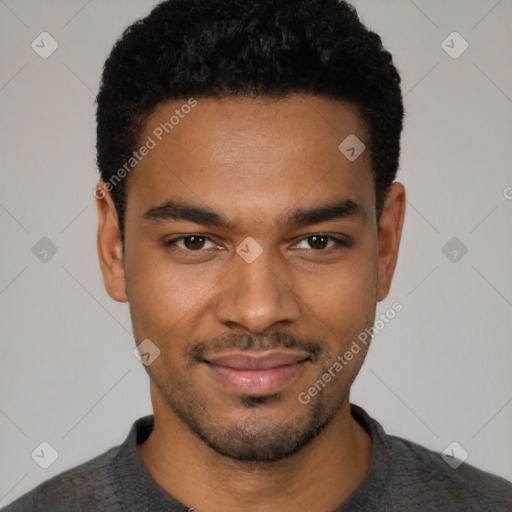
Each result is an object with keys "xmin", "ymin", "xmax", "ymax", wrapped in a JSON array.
[
  {"xmin": 164, "ymin": 235, "xmax": 218, "ymax": 252},
  {"xmin": 294, "ymin": 234, "xmax": 349, "ymax": 251}
]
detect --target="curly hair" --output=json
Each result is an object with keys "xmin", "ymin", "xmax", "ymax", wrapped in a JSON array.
[{"xmin": 96, "ymin": 0, "xmax": 404, "ymax": 244}]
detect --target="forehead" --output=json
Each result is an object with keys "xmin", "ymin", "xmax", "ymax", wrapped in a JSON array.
[{"xmin": 126, "ymin": 94, "xmax": 375, "ymax": 224}]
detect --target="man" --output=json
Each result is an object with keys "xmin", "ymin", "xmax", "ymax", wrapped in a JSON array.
[{"xmin": 4, "ymin": 0, "xmax": 512, "ymax": 510}]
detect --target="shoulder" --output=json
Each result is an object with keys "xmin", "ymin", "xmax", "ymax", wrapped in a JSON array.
[
  {"xmin": 2, "ymin": 445, "xmax": 122, "ymax": 512},
  {"xmin": 386, "ymin": 434, "xmax": 512, "ymax": 511},
  {"xmin": 350, "ymin": 404, "xmax": 512, "ymax": 511},
  {"xmin": 3, "ymin": 415, "xmax": 154, "ymax": 512}
]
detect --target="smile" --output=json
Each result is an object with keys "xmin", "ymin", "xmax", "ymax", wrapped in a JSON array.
[{"xmin": 203, "ymin": 350, "xmax": 311, "ymax": 396}]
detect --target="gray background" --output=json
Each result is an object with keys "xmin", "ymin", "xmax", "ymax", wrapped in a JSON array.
[{"xmin": 1, "ymin": 0, "xmax": 511, "ymax": 507}]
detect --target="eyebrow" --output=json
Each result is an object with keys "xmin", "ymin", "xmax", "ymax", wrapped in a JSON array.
[
  {"xmin": 281, "ymin": 199, "xmax": 366, "ymax": 229},
  {"xmin": 142, "ymin": 198, "xmax": 366, "ymax": 230}
]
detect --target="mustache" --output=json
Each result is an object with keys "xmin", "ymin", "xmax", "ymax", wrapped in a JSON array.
[{"xmin": 187, "ymin": 331, "xmax": 326, "ymax": 363}]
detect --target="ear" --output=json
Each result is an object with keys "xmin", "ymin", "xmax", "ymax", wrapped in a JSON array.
[
  {"xmin": 95, "ymin": 181, "xmax": 128, "ymax": 303},
  {"xmin": 376, "ymin": 182, "xmax": 406, "ymax": 302}
]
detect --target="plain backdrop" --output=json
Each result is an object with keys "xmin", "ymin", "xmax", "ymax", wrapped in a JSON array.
[{"xmin": 1, "ymin": 0, "xmax": 511, "ymax": 507}]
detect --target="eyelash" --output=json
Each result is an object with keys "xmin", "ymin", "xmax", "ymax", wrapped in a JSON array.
[{"xmin": 162, "ymin": 234, "xmax": 351, "ymax": 254}]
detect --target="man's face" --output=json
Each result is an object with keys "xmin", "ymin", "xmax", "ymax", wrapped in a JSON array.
[{"xmin": 102, "ymin": 94, "xmax": 394, "ymax": 462}]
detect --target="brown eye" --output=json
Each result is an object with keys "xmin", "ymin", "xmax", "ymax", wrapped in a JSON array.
[
  {"xmin": 294, "ymin": 234, "xmax": 350, "ymax": 251},
  {"xmin": 164, "ymin": 235, "xmax": 217, "ymax": 252},
  {"xmin": 182, "ymin": 235, "xmax": 207, "ymax": 250},
  {"xmin": 307, "ymin": 235, "xmax": 329, "ymax": 250}
]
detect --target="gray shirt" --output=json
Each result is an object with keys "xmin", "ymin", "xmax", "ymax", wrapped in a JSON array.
[{"xmin": 3, "ymin": 404, "xmax": 512, "ymax": 511}]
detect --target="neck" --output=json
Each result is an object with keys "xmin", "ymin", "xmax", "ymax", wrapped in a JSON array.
[{"xmin": 137, "ymin": 386, "xmax": 372, "ymax": 512}]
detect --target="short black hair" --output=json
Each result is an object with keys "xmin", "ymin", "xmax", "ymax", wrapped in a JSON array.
[{"xmin": 96, "ymin": 0, "xmax": 404, "ymax": 246}]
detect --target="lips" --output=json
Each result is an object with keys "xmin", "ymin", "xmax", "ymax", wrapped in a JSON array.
[
  {"xmin": 205, "ymin": 351, "xmax": 310, "ymax": 370},
  {"xmin": 203, "ymin": 350, "xmax": 311, "ymax": 396}
]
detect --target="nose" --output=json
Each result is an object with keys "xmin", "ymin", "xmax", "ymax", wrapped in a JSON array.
[{"xmin": 213, "ymin": 246, "xmax": 301, "ymax": 333}]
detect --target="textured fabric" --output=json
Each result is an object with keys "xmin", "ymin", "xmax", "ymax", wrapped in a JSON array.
[{"xmin": 4, "ymin": 404, "xmax": 512, "ymax": 511}]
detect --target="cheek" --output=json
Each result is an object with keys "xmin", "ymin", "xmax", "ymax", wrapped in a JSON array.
[
  {"xmin": 296, "ymin": 249, "xmax": 377, "ymax": 347},
  {"xmin": 316, "ymin": 278, "xmax": 374, "ymax": 339},
  {"xmin": 125, "ymin": 245, "xmax": 219, "ymax": 337},
  {"xmin": 302, "ymin": 248, "xmax": 377, "ymax": 308}
]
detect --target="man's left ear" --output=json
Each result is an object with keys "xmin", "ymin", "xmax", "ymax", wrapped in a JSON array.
[{"xmin": 376, "ymin": 182, "xmax": 406, "ymax": 302}]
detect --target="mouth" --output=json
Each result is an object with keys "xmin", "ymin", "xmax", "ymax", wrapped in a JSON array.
[{"xmin": 203, "ymin": 350, "xmax": 311, "ymax": 396}]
